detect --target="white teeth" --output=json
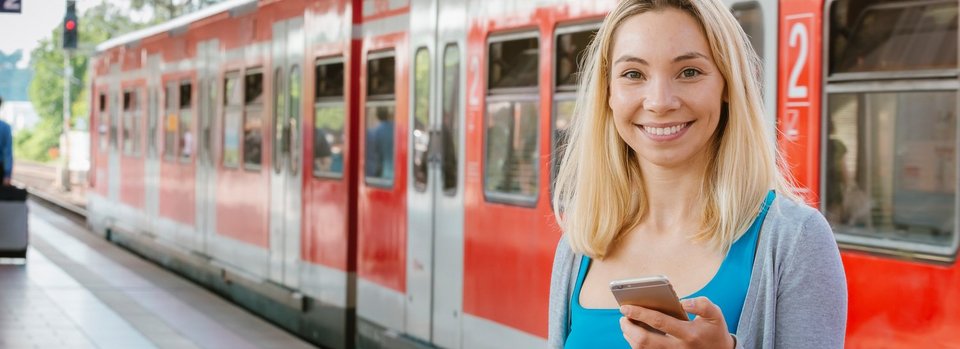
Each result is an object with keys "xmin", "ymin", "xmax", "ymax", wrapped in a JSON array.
[{"xmin": 643, "ymin": 122, "xmax": 687, "ymax": 136}]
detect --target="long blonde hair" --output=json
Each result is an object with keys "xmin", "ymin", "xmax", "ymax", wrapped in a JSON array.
[{"xmin": 552, "ymin": 0, "xmax": 799, "ymax": 259}]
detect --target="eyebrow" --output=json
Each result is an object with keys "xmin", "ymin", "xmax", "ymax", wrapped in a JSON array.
[{"xmin": 613, "ymin": 52, "xmax": 710, "ymax": 65}]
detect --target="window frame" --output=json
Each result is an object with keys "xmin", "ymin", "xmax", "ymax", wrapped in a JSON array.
[
  {"xmin": 221, "ymin": 70, "xmax": 243, "ymax": 170},
  {"xmin": 822, "ymin": 0, "xmax": 960, "ymax": 261},
  {"xmin": 441, "ymin": 43, "xmax": 462, "ymax": 197},
  {"xmin": 179, "ymin": 80, "xmax": 194, "ymax": 164},
  {"xmin": 312, "ymin": 56, "xmax": 347, "ymax": 180},
  {"xmin": 551, "ymin": 23, "xmax": 600, "ymax": 199},
  {"xmin": 483, "ymin": 31, "xmax": 541, "ymax": 207},
  {"xmin": 364, "ymin": 50, "xmax": 398, "ymax": 189},
  {"xmin": 121, "ymin": 89, "xmax": 136, "ymax": 156},
  {"xmin": 163, "ymin": 81, "xmax": 179, "ymax": 162},
  {"xmin": 412, "ymin": 46, "xmax": 432, "ymax": 193},
  {"xmin": 826, "ymin": 0, "xmax": 959, "ymax": 82},
  {"xmin": 288, "ymin": 64, "xmax": 302, "ymax": 176},
  {"xmin": 243, "ymin": 67, "xmax": 265, "ymax": 172},
  {"xmin": 730, "ymin": 1, "xmax": 764, "ymax": 62}
]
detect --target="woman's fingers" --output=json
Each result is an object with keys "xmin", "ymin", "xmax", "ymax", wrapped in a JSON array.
[
  {"xmin": 620, "ymin": 316, "xmax": 667, "ymax": 349},
  {"xmin": 620, "ymin": 305, "xmax": 691, "ymax": 339},
  {"xmin": 682, "ymin": 297, "xmax": 725, "ymax": 323}
]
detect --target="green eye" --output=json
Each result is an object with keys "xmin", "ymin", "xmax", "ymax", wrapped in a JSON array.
[
  {"xmin": 681, "ymin": 69, "xmax": 700, "ymax": 78},
  {"xmin": 624, "ymin": 71, "xmax": 643, "ymax": 79}
]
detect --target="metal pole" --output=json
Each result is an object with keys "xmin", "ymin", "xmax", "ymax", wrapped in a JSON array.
[{"xmin": 60, "ymin": 49, "xmax": 72, "ymax": 191}]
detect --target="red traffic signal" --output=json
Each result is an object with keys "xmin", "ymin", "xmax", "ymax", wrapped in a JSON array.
[{"xmin": 63, "ymin": 1, "xmax": 78, "ymax": 50}]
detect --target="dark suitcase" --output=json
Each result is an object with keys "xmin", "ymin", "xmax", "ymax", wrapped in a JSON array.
[{"xmin": 0, "ymin": 186, "xmax": 28, "ymax": 258}]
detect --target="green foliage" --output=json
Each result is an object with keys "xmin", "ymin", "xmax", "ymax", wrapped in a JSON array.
[
  {"xmin": 21, "ymin": 0, "xmax": 227, "ymax": 162},
  {"xmin": 21, "ymin": 3, "xmax": 145, "ymax": 161},
  {"xmin": 13, "ymin": 119, "xmax": 60, "ymax": 162}
]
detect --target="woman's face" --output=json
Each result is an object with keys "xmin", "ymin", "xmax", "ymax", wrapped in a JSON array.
[{"xmin": 608, "ymin": 8, "xmax": 725, "ymax": 170}]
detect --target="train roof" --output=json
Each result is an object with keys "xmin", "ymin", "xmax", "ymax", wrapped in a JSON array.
[{"xmin": 95, "ymin": 0, "xmax": 256, "ymax": 53}]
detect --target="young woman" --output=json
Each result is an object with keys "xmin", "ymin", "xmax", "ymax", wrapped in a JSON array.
[{"xmin": 548, "ymin": 1, "xmax": 847, "ymax": 348}]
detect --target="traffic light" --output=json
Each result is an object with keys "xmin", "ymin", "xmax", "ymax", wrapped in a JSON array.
[{"xmin": 63, "ymin": 1, "xmax": 78, "ymax": 50}]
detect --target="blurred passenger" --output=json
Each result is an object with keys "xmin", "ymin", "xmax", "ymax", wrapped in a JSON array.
[
  {"xmin": 314, "ymin": 127, "xmax": 333, "ymax": 173},
  {"xmin": 365, "ymin": 107, "xmax": 394, "ymax": 179},
  {"xmin": 549, "ymin": 1, "xmax": 847, "ymax": 349}
]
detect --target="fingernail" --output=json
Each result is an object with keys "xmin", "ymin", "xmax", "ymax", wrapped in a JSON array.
[{"xmin": 619, "ymin": 306, "xmax": 627, "ymax": 314}]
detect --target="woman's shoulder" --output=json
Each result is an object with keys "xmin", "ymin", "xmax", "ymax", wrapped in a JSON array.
[
  {"xmin": 762, "ymin": 194, "xmax": 837, "ymax": 252},
  {"xmin": 552, "ymin": 234, "xmax": 577, "ymax": 265}
]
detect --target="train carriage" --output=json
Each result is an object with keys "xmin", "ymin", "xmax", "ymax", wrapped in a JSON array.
[{"xmin": 86, "ymin": 0, "xmax": 960, "ymax": 348}]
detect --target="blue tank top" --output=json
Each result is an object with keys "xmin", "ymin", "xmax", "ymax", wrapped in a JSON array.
[{"xmin": 564, "ymin": 191, "xmax": 775, "ymax": 349}]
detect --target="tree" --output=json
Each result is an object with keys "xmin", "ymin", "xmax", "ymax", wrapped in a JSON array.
[
  {"xmin": 20, "ymin": 0, "xmax": 227, "ymax": 162},
  {"xmin": 20, "ymin": 2, "xmax": 141, "ymax": 161},
  {"xmin": 131, "ymin": 0, "xmax": 226, "ymax": 23}
]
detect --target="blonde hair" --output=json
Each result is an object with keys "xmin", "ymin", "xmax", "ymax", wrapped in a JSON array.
[{"xmin": 552, "ymin": 0, "xmax": 799, "ymax": 259}]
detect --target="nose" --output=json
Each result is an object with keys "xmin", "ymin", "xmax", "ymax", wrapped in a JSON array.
[{"xmin": 642, "ymin": 78, "xmax": 681, "ymax": 115}]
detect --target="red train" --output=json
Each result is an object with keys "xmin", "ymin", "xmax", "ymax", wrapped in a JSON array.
[{"xmin": 87, "ymin": 0, "xmax": 960, "ymax": 347}]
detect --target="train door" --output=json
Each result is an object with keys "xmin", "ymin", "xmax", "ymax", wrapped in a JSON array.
[
  {"xmin": 723, "ymin": 0, "xmax": 778, "ymax": 134},
  {"xmin": 407, "ymin": 0, "xmax": 466, "ymax": 346},
  {"xmin": 269, "ymin": 19, "xmax": 305, "ymax": 288},
  {"xmin": 196, "ymin": 40, "xmax": 220, "ymax": 255}
]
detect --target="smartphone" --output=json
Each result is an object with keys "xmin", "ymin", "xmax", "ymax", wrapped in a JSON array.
[{"xmin": 610, "ymin": 275, "xmax": 689, "ymax": 333}]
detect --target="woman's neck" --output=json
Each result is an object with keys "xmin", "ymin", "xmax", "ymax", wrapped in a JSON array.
[{"xmin": 638, "ymin": 155, "xmax": 710, "ymax": 235}]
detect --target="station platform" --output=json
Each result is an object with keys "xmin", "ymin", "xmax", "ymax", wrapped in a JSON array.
[{"xmin": 0, "ymin": 200, "xmax": 317, "ymax": 349}]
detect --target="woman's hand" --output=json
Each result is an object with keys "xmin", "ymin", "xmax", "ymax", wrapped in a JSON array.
[{"xmin": 619, "ymin": 297, "xmax": 735, "ymax": 349}]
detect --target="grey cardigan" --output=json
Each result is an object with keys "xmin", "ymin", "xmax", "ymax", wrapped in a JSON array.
[{"xmin": 548, "ymin": 196, "xmax": 847, "ymax": 348}]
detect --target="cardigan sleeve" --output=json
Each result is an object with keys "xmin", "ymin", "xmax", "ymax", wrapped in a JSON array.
[
  {"xmin": 548, "ymin": 236, "xmax": 574, "ymax": 349},
  {"xmin": 774, "ymin": 211, "xmax": 848, "ymax": 348}
]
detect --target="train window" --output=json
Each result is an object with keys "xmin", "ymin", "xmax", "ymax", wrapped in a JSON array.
[
  {"xmin": 289, "ymin": 66, "xmax": 302, "ymax": 175},
  {"xmin": 313, "ymin": 59, "xmax": 345, "ymax": 179},
  {"xmin": 99, "ymin": 93, "xmax": 108, "ymax": 152},
  {"xmin": 825, "ymin": 91, "xmax": 957, "ymax": 255},
  {"xmin": 485, "ymin": 99, "xmax": 539, "ymax": 203},
  {"xmin": 830, "ymin": 0, "xmax": 958, "ymax": 75},
  {"xmin": 148, "ymin": 88, "xmax": 158, "ymax": 157},
  {"xmin": 553, "ymin": 26, "xmax": 598, "ymax": 196},
  {"xmin": 488, "ymin": 36, "xmax": 539, "ymax": 90},
  {"xmin": 413, "ymin": 48, "xmax": 430, "ymax": 192},
  {"xmin": 225, "ymin": 71, "xmax": 243, "ymax": 106},
  {"xmin": 368, "ymin": 55, "xmax": 395, "ymax": 97},
  {"xmin": 122, "ymin": 90, "xmax": 134, "ymax": 155},
  {"xmin": 179, "ymin": 81, "xmax": 193, "ymax": 162},
  {"xmin": 315, "ymin": 61, "xmax": 344, "ymax": 99},
  {"xmin": 731, "ymin": 2, "xmax": 763, "ymax": 59},
  {"xmin": 273, "ymin": 67, "xmax": 286, "ymax": 174},
  {"xmin": 163, "ymin": 82, "xmax": 178, "ymax": 161},
  {"xmin": 485, "ymin": 34, "xmax": 539, "ymax": 205},
  {"xmin": 110, "ymin": 92, "xmax": 119, "ymax": 150},
  {"xmin": 244, "ymin": 69, "xmax": 264, "ymax": 170},
  {"xmin": 441, "ymin": 44, "xmax": 461, "ymax": 196},
  {"xmin": 555, "ymin": 29, "xmax": 595, "ymax": 91},
  {"xmin": 365, "ymin": 53, "xmax": 396, "ymax": 187},
  {"xmin": 122, "ymin": 90, "xmax": 141, "ymax": 156},
  {"xmin": 223, "ymin": 72, "xmax": 242, "ymax": 169}
]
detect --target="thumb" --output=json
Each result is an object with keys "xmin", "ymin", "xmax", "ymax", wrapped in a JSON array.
[{"xmin": 682, "ymin": 297, "xmax": 725, "ymax": 321}]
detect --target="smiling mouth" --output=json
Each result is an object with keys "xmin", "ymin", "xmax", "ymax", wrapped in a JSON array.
[{"xmin": 638, "ymin": 121, "xmax": 693, "ymax": 136}]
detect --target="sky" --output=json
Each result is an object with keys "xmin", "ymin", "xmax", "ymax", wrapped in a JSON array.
[{"xmin": 0, "ymin": 0, "xmax": 146, "ymax": 68}]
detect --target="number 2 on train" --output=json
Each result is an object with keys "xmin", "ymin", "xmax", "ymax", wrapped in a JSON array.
[{"xmin": 787, "ymin": 21, "xmax": 808, "ymax": 100}]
